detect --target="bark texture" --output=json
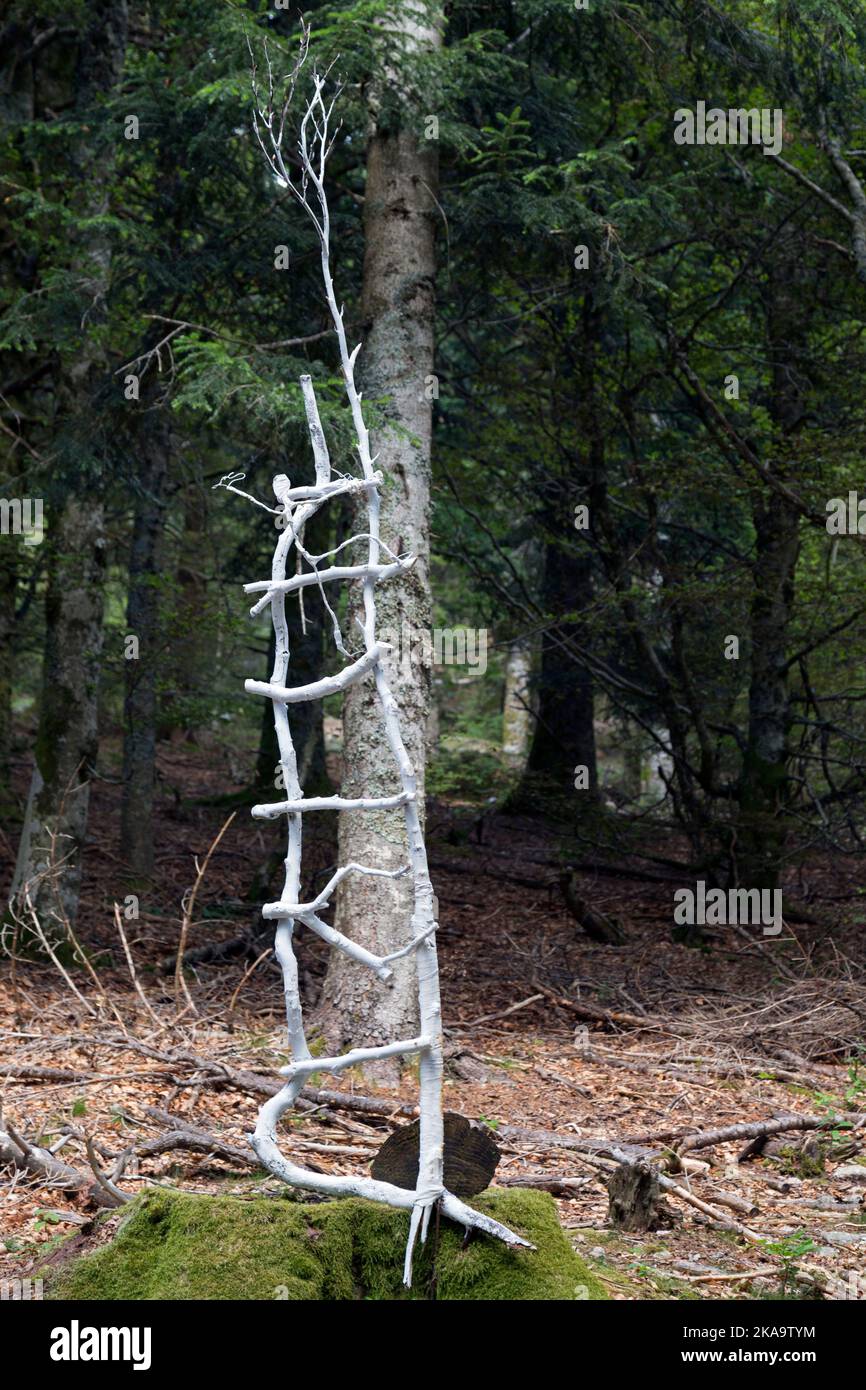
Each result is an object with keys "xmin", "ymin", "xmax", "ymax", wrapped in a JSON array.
[
  {"xmin": 318, "ymin": 14, "xmax": 442, "ymax": 1057},
  {"xmin": 501, "ymin": 636, "xmax": 533, "ymax": 768},
  {"xmin": 11, "ymin": 500, "xmax": 106, "ymax": 926},
  {"xmin": 735, "ymin": 252, "xmax": 805, "ymax": 890},
  {"xmin": 120, "ymin": 416, "xmax": 170, "ymax": 877}
]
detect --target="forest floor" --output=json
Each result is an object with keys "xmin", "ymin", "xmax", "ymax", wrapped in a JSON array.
[{"xmin": 1, "ymin": 734, "xmax": 865, "ymax": 1301}]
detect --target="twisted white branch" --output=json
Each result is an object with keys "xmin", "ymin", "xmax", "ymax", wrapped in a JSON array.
[{"xmin": 237, "ymin": 45, "xmax": 532, "ymax": 1287}]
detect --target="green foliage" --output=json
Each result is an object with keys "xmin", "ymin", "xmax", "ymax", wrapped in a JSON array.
[
  {"xmin": 5, "ymin": 0, "xmax": 866, "ymax": 879},
  {"xmin": 428, "ymin": 745, "xmax": 514, "ymax": 804}
]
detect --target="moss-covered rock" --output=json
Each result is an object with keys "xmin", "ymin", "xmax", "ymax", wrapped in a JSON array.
[{"xmin": 46, "ymin": 1187, "xmax": 607, "ymax": 1301}]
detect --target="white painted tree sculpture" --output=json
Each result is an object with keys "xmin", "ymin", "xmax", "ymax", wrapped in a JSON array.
[{"xmin": 221, "ymin": 45, "xmax": 530, "ymax": 1286}]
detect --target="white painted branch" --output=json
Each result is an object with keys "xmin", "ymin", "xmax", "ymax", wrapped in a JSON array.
[
  {"xmin": 300, "ymin": 373, "xmax": 331, "ymax": 486},
  {"xmin": 306, "ymin": 533, "xmax": 402, "ymax": 566},
  {"xmin": 251, "ymin": 1125, "xmax": 534, "ymax": 1249},
  {"xmin": 279, "ymin": 1036, "xmax": 429, "ymax": 1081},
  {"xmin": 237, "ymin": 59, "xmax": 532, "ymax": 1289},
  {"xmin": 279, "ymin": 474, "xmax": 379, "ymax": 504},
  {"xmin": 244, "ymin": 558, "xmax": 415, "ymax": 595},
  {"xmin": 261, "ymin": 861, "xmax": 410, "ymax": 917},
  {"xmin": 251, "ymin": 791, "xmax": 412, "ymax": 819},
  {"xmin": 245, "ymin": 557, "xmax": 416, "ymax": 617},
  {"xmin": 245, "ymin": 644, "xmax": 385, "ymax": 703},
  {"xmin": 295, "ymin": 912, "xmax": 393, "ymax": 981},
  {"xmin": 380, "ymin": 922, "xmax": 438, "ymax": 962}
]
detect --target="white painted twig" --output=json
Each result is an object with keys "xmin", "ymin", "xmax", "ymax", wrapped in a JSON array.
[
  {"xmin": 245, "ymin": 556, "xmax": 416, "ymax": 618},
  {"xmin": 305, "ymin": 532, "xmax": 402, "ymax": 566},
  {"xmin": 261, "ymin": 860, "xmax": 410, "ymax": 917},
  {"xmin": 279, "ymin": 1036, "xmax": 429, "ymax": 1080},
  {"xmin": 276, "ymin": 473, "xmax": 380, "ymax": 504},
  {"xmin": 244, "ymin": 557, "xmax": 415, "ymax": 595},
  {"xmin": 296, "ymin": 912, "xmax": 393, "ymax": 981},
  {"xmin": 244, "ymin": 644, "xmax": 386, "ymax": 704},
  {"xmin": 300, "ymin": 373, "xmax": 331, "ymax": 486}
]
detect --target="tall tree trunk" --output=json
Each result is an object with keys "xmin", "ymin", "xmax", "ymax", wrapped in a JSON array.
[
  {"xmin": 526, "ymin": 544, "xmax": 598, "ymax": 794},
  {"xmin": 120, "ymin": 414, "xmax": 170, "ymax": 878},
  {"xmin": 0, "ymin": 533, "xmax": 17, "ymax": 818},
  {"xmin": 10, "ymin": 0, "xmax": 128, "ymax": 931},
  {"xmin": 735, "ymin": 253, "xmax": 805, "ymax": 890},
  {"xmin": 523, "ymin": 293, "xmax": 602, "ymax": 802},
  {"xmin": 736, "ymin": 494, "xmax": 799, "ymax": 889},
  {"xmin": 160, "ymin": 484, "xmax": 208, "ymax": 738},
  {"xmin": 317, "ymin": 7, "xmax": 443, "ymax": 1056},
  {"xmin": 11, "ymin": 501, "xmax": 106, "ymax": 928},
  {"xmin": 1, "ymin": 32, "xmax": 39, "ymax": 822}
]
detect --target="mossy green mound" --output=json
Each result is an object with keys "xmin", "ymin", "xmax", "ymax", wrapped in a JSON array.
[{"xmin": 47, "ymin": 1187, "xmax": 607, "ymax": 1301}]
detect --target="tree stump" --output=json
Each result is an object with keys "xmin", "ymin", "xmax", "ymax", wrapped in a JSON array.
[
  {"xmin": 371, "ymin": 1112, "xmax": 500, "ymax": 1197},
  {"xmin": 607, "ymin": 1158, "xmax": 667, "ymax": 1231}
]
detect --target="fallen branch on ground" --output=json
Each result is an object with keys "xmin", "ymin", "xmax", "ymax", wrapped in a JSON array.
[
  {"xmin": 533, "ymin": 981, "xmax": 664, "ymax": 1030},
  {"xmin": 677, "ymin": 1113, "xmax": 862, "ymax": 1156},
  {"xmin": 0, "ymin": 1121, "xmax": 116, "ymax": 1206}
]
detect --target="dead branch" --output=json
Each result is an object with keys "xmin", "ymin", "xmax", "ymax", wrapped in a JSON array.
[
  {"xmin": 175, "ymin": 811, "xmax": 237, "ymax": 1011},
  {"xmin": 113, "ymin": 903, "xmax": 162, "ymax": 1028},
  {"xmin": 83, "ymin": 1135, "xmax": 129, "ymax": 1206},
  {"xmin": 677, "ymin": 1113, "xmax": 857, "ymax": 1156},
  {"xmin": 0, "ymin": 1121, "xmax": 116, "ymax": 1207},
  {"xmin": 533, "ymin": 981, "xmax": 663, "ymax": 1030}
]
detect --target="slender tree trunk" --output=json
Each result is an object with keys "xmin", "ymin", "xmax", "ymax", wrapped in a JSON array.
[
  {"xmin": 11, "ymin": 501, "xmax": 106, "ymax": 927},
  {"xmin": 526, "ymin": 544, "xmax": 598, "ymax": 794},
  {"xmin": 1, "ymin": 36, "xmax": 39, "ymax": 821},
  {"xmin": 522, "ymin": 293, "xmax": 602, "ymax": 802},
  {"xmin": 736, "ymin": 495, "xmax": 799, "ymax": 889},
  {"xmin": 160, "ymin": 485, "xmax": 208, "ymax": 738},
  {"xmin": 735, "ymin": 252, "xmax": 805, "ymax": 890},
  {"xmin": 10, "ymin": 0, "xmax": 128, "ymax": 930},
  {"xmin": 120, "ymin": 415, "xmax": 170, "ymax": 878},
  {"xmin": 317, "ymin": 7, "xmax": 443, "ymax": 1056},
  {"xmin": 502, "ymin": 638, "xmax": 534, "ymax": 768},
  {"xmin": 0, "ymin": 537, "xmax": 17, "ymax": 817}
]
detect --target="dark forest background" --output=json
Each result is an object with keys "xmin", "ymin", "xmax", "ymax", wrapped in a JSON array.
[
  {"xmin": 4, "ymin": 1, "xmax": 866, "ymax": 918},
  {"xmin": 4, "ymin": 0, "xmax": 866, "ymax": 1305}
]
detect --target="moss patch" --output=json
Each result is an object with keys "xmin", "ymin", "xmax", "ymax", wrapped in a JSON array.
[{"xmin": 45, "ymin": 1187, "xmax": 606, "ymax": 1301}]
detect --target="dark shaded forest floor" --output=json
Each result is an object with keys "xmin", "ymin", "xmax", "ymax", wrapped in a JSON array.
[{"xmin": 1, "ymin": 734, "xmax": 865, "ymax": 1300}]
